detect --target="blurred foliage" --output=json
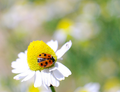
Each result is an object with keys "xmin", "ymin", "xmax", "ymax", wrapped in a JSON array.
[{"xmin": 0, "ymin": 0, "xmax": 120, "ymax": 92}]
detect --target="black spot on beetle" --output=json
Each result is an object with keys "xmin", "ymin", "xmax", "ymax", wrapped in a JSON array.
[
  {"xmin": 41, "ymin": 63, "xmax": 43, "ymax": 66},
  {"xmin": 51, "ymin": 56, "xmax": 55, "ymax": 62},
  {"xmin": 45, "ymin": 62, "xmax": 48, "ymax": 65},
  {"xmin": 44, "ymin": 54, "xmax": 46, "ymax": 56}
]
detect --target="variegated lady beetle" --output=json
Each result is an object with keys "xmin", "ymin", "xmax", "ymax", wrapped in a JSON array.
[{"xmin": 37, "ymin": 53, "xmax": 55, "ymax": 68}]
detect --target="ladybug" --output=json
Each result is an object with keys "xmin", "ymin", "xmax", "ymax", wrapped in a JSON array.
[{"xmin": 37, "ymin": 53, "xmax": 55, "ymax": 68}]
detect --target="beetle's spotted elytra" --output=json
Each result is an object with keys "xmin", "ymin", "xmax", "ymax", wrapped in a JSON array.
[{"xmin": 37, "ymin": 53, "xmax": 55, "ymax": 68}]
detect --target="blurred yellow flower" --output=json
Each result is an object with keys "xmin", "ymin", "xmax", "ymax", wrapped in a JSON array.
[
  {"xmin": 57, "ymin": 19, "xmax": 73, "ymax": 33},
  {"xmin": 54, "ymin": 19, "xmax": 73, "ymax": 43},
  {"xmin": 103, "ymin": 77, "xmax": 120, "ymax": 92},
  {"xmin": 29, "ymin": 84, "xmax": 40, "ymax": 92}
]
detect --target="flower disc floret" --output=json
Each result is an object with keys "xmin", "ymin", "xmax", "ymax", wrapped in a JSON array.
[{"xmin": 27, "ymin": 40, "xmax": 57, "ymax": 71}]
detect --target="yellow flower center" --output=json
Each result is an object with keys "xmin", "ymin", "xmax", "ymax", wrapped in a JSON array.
[
  {"xmin": 29, "ymin": 84, "xmax": 40, "ymax": 92},
  {"xmin": 27, "ymin": 40, "xmax": 57, "ymax": 71}
]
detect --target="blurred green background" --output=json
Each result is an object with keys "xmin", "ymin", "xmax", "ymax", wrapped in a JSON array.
[{"xmin": 0, "ymin": 0, "xmax": 120, "ymax": 92}]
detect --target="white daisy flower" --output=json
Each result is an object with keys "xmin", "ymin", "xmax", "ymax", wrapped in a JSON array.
[
  {"xmin": 74, "ymin": 83, "xmax": 100, "ymax": 92},
  {"xmin": 11, "ymin": 40, "xmax": 72, "ymax": 89}
]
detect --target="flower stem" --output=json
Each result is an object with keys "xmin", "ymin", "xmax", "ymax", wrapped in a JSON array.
[{"xmin": 50, "ymin": 85, "xmax": 56, "ymax": 92}]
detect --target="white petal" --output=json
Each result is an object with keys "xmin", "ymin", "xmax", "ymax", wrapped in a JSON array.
[
  {"xmin": 34, "ymin": 71, "xmax": 42, "ymax": 87},
  {"xmin": 25, "ymin": 50, "xmax": 27, "ymax": 54},
  {"xmin": 18, "ymin": 51, "xmax": 27, "ymax": 59},
  {"xmin": 52, "ymin": 69, "xmax": 65, "ymax": 81},
  {"xmin": 11, "ymin": 61, "xmax": 17, "ymax": 68},
  {"xmin": 55, "ymin": 62, "xmax": 71, "ymax": 77},
  {"xmin": 21, "ymin": 70, "xmax": 35, "ymax": 82},
  {"xmin": 11, "ymin": 59, "xmax": 26, "ymax": 68},
  {"xmin": 11, "ymin": 63, "xmax": 29, "ymax": 72},
  {"xmin": 41, "ymin": 69, "xmax": 51, "ymax": 87},
  {"xmin": 11, "ymin": 56, "xmax": 28, "ymax": 69},
  {"xmin": 49, "ymin": 66, "xmax": 57, "ymax": 72},
  {"xmin": 41, "ymin": 69, "xmax": 59, "ymax": 88},
  {"xmin": 13, "ymin": 69, "xmax": 31, "ymax": 80},
  {"xmin": 85, "ymin": 83, "xmax": 100, "ymax": 92},
  {"xmin": 84, "ymin": 83, "xmax": 93, "ymax": 88},
  {"xmin": 12, "ymin": 67, "xmax": 29, "ymax": 74},
  {"xmin": 18, "ymin": 52, "xmax": 25, "ymax": 58},
  {"xmin": 56, "ymin": 40, "xmax": 72, "ymax": 59},
  {"xmin": 50, "ymin": 72, "xmax": 59, "ymax": 87},
  {"xmin": 43, "ymin": 84, "xmax": 49, "ymax": 90},
  {"xmin": 47, "ymin": 40, "xmax": 58, "ymax": 52}
]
